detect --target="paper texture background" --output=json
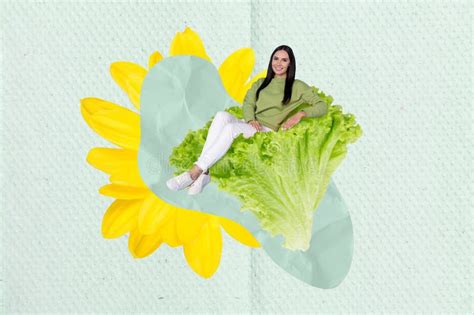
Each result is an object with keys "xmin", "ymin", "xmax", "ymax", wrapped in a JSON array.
[{"xmin": 1, "ymin": 0, "xmax": 472, "ymax": 313}]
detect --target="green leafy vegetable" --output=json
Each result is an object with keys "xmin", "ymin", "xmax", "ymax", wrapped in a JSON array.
[{"xmin": 169, "ymin": 86, "xmax": 363, "ymax": 251}]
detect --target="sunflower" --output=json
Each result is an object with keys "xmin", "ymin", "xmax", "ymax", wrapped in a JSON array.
[{"xmin": 80, "ymin": 26, "xmax": 267, "ymax": 278}]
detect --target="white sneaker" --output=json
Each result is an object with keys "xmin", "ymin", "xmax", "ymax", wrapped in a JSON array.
[
  {"xmin": 187, "ymin": 173, "xmax": 211, "ymax": 195},
  {"xmin": 166, "ymin": 171, "xmax": 195, "ymax": 191}
]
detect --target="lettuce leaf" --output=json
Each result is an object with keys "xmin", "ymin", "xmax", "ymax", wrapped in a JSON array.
[{"xmin": 168, "ymin": 87, "xmax": 362, "ymax": 251}]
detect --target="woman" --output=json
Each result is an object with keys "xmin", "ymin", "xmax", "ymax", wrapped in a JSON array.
[{"xmin": 166, "ymin": 45, "xmax": 329, "ymax": 195}]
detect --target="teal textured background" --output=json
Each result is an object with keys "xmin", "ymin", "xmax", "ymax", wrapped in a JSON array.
[{"xmin": 1, "ymin": 0, "xmax": 472, "ymax": 313}]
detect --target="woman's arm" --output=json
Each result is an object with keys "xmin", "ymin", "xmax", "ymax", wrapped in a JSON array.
[{"xmin": 298, "ymin": 81, "xmax": 329, "ymax": 117}]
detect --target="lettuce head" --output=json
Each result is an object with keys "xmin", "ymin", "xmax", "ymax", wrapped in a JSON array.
[{"xmin": 168, "ymin": 87, "xmax": 362, "ymax": 251}]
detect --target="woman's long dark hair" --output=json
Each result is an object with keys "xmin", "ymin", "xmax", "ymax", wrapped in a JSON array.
[{"xmin": 256, "ymin": 45, "xmax": 296, "ymax": 105}]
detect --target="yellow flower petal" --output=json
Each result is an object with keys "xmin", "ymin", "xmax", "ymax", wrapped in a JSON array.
[
  {"xmin": 159, "ymin": 210, "xmax": 182, "ymax": 247},
  {"xmin": 86, "ymin": 147, "xmax": 145, "ymax": 187},
  {"xmin": 218, "ymin": 48, "xmax": 255, "ymax": 103},
  {"xmin": 102, "ymin": 199, "xmax": 142, "ymax": 238},
  {"xmin": 99, "ymin": 183, "xmax": 148, "ymax": 200},
  {"xmin": 183, "ymin": 216, "xmax": 222, "ymax": 278},
  {"xmin": 92, "ymin": 109, "xmax": 139, "ymax": 142},
  {"xmin": 137, "ymin": 193, "xmax": 174, "ymax": 235},
  {"xmin": 108, "ymin": 169, "xmax": 145, "ymax": 188},
  {"xmin": 86, "ymin": 147, "xmax": 137, "ymax": 174},
  {"xmin": 176, "ymin": 209, "xmax": 208, "ymax": 244},
  {"xmin": 148, "ymin": 51, "xmax": 164, "ymax": 69},
  {"xmin": 128, "ymin": 226, "xmax": 162, "ymax": 258},
  {"xmin": 109, "ymin": 62, "xmax": 147, "ymax": 111},
  {"xmin": 219, "ymin": 217, "xmax": 261, "ymax": 248},
  {"xmin": 80, "ymin": 98, "xmax": 140, "ymax": 150},
  {"xmin": 169, "ymin": 26, "xmax": 211, "ymax": 62}
]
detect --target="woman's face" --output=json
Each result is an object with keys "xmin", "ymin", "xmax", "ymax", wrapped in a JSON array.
[{"xmin": 272, "ymin": 50, "xmax": 290, "ymax": 78}]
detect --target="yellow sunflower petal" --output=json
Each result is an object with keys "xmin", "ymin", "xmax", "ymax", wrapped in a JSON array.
[
  {"xmin": 102, "ymin": 199, "xmax": 142, "ymax": 238},
  {"xmin": 148, "ymin": 51, "xmax": 164, "ymax": 69},
  {"xmin": 109, "ymin": 62, "xmax": 147, "ymax": 111},
  {"xmin": 86, "ymin": 147, "xmax": 137, "ymax": 174},
  {"xmin": 169, "ymin": 26, "xmax": 211, "ymax": 62},
  {"xmin": 80, "ymin": 98, "xmax": 140, "ymax": 150},
  {"xmin": 159, "ymin": 209, "xmax": 182, "ymax": 247},
  {"xmin": 218, "ymin": 48, "xmax": 255, "ymax": 103},
  {"xmin": 99, "ymin": 183, "xmax": 148, "ymax": 200},
  {"xmin": 108, "ymin": 168, "xmax": 145, "ymax": 188},
  {"xmin": 176, "ymin": 209, "xmax": 209, "ymax": 244},
  {"xmin": 219, "ymin": 216, "xmax": 261, "ymax": 248},
  {"xmin": 137, "ymin": 193, "xmax": 174, "ymax": 235},
  {"xmin": 86, "ymin": 147, "xmax": 144, "ymax": 186},
  {"xmin": 183, "ymin": 216, "xmax": 222, "ymax": 278},
  {"xmin": 128, "ymin": 226, "xmax": 162, "ymax": 258},
  {"xmin": 86, "ymin": 148, "xmax": 146, "ymax": 187},
  {"xmin": 92, "ymin": 109, "xmax": 140, "ymax": 141}
]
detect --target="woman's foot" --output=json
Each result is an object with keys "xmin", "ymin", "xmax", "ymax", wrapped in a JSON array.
[
  {"xmin": 166, "ymin": 165, "xmax": 209, "ymax": 191},
  {"xmin": 188, "ymin": 172, "xmax": 211, "ymax": 195},
  {"xmin": 166, "ymin": 171, "xmax": 195, "ymax": 191}
]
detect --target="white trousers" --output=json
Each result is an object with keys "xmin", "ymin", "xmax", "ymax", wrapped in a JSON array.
[{"xmin": 194, "ymin": 111, "xmax": 274, "ymax": 172}]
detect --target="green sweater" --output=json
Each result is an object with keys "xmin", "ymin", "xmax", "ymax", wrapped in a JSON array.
[{"xmin": 242, "ymin": 77, "xmax": 328, "ymax": 131}]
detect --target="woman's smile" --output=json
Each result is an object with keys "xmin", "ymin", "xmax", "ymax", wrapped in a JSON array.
[{"xmin": 273, "ymin": 64, "xmax": 286, "ymax": 73}]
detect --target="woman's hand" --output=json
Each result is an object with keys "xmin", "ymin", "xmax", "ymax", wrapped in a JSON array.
[
  {"xmin": 281, "ymin": 111, "xmax": 306, "ymax": 130},
  {"xmin": 248, "ymin": 120, "xmax": 263, "ymax": 131}
]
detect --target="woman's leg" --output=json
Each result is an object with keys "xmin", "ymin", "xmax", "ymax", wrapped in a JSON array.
[
  {"xmin": 194, "ymin": 119, "xmax": 260, "ymax": 173},
  {"xmin": 201, "ymin": 111, "xmax": 239, "ymax": 155},
  {"xmin": 200, "ymin": 116, "xmax": 273, "ymax": 156},
  {"xmin": 188, "ymin": 111, "xmax": 239, "ymax": 179}
]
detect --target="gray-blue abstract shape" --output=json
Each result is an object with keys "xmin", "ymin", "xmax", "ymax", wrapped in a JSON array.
[{"xmin": 138, "ymin": 55, "xmax": 353, "ymax": 288}]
